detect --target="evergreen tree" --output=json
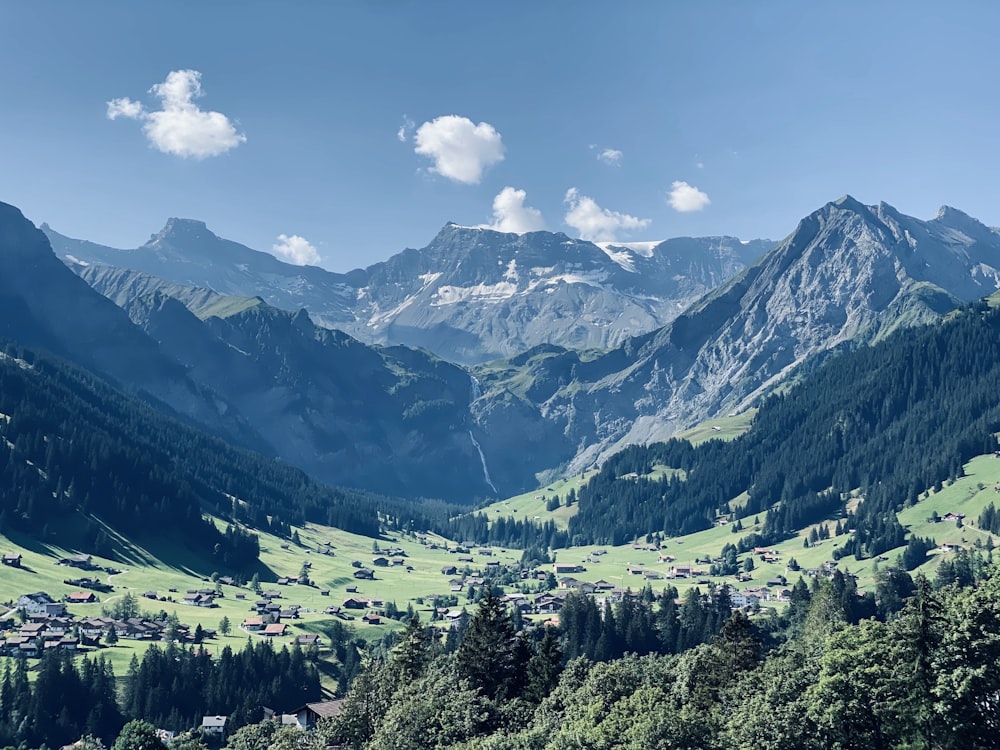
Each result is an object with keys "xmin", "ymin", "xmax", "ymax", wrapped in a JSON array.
[{"xmin": 455, "ymin": 588, "xmax": 517, "ymax": 700}]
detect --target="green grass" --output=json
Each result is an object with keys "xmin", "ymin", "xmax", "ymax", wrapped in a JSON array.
[
  {"xmin": 675, "ymin": 409, "xmax": 756, "ymax": 444},
  {"xmin": 478, "ymin": 471, "xmax": 600, "ymax": 531},
  {"xmin": 0, "ymin": 517, "xmax": 524, "ymax": 687}
]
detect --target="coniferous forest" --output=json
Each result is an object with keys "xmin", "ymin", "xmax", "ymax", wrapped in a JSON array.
[{"xmin": 567, "ymin": 301, "xmax": 1000, "ymax": 556}]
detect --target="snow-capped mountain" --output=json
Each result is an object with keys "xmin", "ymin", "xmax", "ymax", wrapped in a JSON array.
[{"xmin": 44, "ymin": 221, "xmax": 770, "ymax": 365}]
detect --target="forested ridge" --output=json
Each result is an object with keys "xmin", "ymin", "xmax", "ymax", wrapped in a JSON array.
[
  {"xmin": 0, "ymin": 340, "xmax": 568, "ymax": 565},
  {"xmin": 568, "ymin": 301, "xmax": 1000, "ymax": 555}
]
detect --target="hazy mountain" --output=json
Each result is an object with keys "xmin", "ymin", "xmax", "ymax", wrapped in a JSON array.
[
  {"xmin": 0, "ymin": 202, "xmax": 259, "ymax": 444},
  {"xmin": 70, "ymin": 264, "xmax": 495, "ymax": 501},
  {"xmin": 472, "ymin": 197, "xmax": 1000, "ymax": 480},
  {"xmin": 3, "ymin": 204, "xmax": 499, "ymax": 501},
  {"xmin": 45, "ymin": 220, "xmax": 770, "ymax": 364}
]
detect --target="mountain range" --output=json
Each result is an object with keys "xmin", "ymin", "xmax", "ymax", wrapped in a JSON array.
[
  {"xmin": 10, "ymin": 195, "xmax": 1000, "ymax": 499},
  {"xmin": 44, "ymin": 221, "xmax": 770, "ymax": 365}
]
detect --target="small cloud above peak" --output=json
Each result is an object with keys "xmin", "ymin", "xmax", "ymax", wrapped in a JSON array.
[
  {"xmin": 106, "ymin": 70, "xmax": 246, "ymax": 159},
  {"xmin": 667, "ymin": 181, "xmax": 710, "ymax": 212},
  {"xmin": 413, "ymin": 115, "xmax": 505, "ymax": 184},
  {"xmin": 563, "ymin": 188, "xmax": 650, "ymax": 242},
  {"xmin": 480, "ymin": 187, "xmax": 546, "ymax": 234},
  {"xmin": 273, "ymin": 234, "xmax": 320, "ymax": 266}
]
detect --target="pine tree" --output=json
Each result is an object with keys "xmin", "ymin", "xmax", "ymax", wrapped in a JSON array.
[
  {"xmin": 391, "ymin": 616, "xmax": 430, "ymax": 682},
  {"xmin": 455, "ymin": 588, "xmax": 517, "ymax": 700},
  {"xmin": 524, "ymin": 628, "xmax": 563, "ymax": 703}
]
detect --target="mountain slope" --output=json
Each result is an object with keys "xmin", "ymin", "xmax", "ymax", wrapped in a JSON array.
[
  {"xmin": 69, "ymin": 264, "xmax": 495, "ymax": 501},
  {"xmin": 45, "ymin": 221, "xmax": 770, "ymax": 364},
  {"xmin": 0, "ymin": 202, "xmax": 260, "ymax": 445},
  {"xmin": 472, "ymin": 197, "xmax": 1000, "ymax": 477}
]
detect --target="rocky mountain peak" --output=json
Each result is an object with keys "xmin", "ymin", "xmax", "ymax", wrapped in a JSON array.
[
  {"xmin": 150, "ymin": 218, "xmax": 214, "ymax": 246},
  {"xmin": 0, "ymin": 201, "xmax": 49, "ymax": 261}
]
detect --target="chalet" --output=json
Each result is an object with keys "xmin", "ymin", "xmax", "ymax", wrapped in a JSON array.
[
  {"xmin": 353, "ymin": 568, "xmax": 375, "ymax": 580},
  {"xmin": 457, "ymin": 556, "xmax": 474, "ymax": 563},
  {"xmin": 658, "ymin": 553, "xmax": 676, "ymax": 563},
  {"xmin": 262, "ymin": 623, "xmax": 287, "ymax": 637},
  {"xmin": 553, "ymin": 563, "xmax": 583, "ymax": 575},
  {"xmin": 2, "ymin": 553, "xmax": 21, "ymax": 567},
  {"xmin": 534, "ymin": 595, "xmax": 564, "ymax": 614},
  {"xmin": 296, "ymin": 633, "xmax": 321, "ymax": 647},
  {"xmin": 276, "ymin": 577, "xmax": 293, "ymax": 586},
  {"xmin": 322, "ymin": 605, "xmax": 341, "ymax": 616},
  {"xmin": 17, "ymin": 593, "xmax": 65, "ymax": 616},
  {"xmin": 626, "ymin": 565, "xmax": 645, "ymax": 575},
  {"xmin": 342, "ymin": 597, "xmax": 368, "ymax": 610},
  {"xmin": 484, "ymin": 560, "xmax": 501, "ymax": 570},
  {"xmin": 242, "ymin": 617, "xmax": 264, "ymax": 632},
  {"xmin": 765, "ymin": 577, "xmax": 787, "ymax": 587},
  {"xmin": 441, "ymin": 565, "xmax": 457, "ymax": 576},
  {"xmin": 477, "ymin": 548, "xmax": 494, "ymax": 556},
  {"xmin": 643, "ymin": 570, "xmax": 663, "ymax": 580},
  {"xmin": 59, "ymin": 554, "xmax": 96, "ymax": 570},
  {"xmin": 182, "ymin": 592, "xmax": 216, "ymax": 608},
  {"xmin": 65, "ymin": 591, "xmax": 97, "ymax": 604},
  {"xmin": 218, "ymin": 576, "xmax": 236, "ymax": 586},
  {"xmin": 201, "ymin": 716, "xmax": 227, "ymax": 735},
  {"xmin": 938, "ymin": 542, "xmax": 961, "ymax": 554},
  {"xmin": 362, "ymin": 612, "xmax": 381, "ymax": 625},
  {"xmin": 290, "ymin": 700, "xmax": 345, "ymax": 730},
  {"xmin": 943, "ymin": 512, "xmax": 966, "ymax": 522},
  {"xmin": 372, "ymin": 556, "xmax": 389, "ymax": 567},
  {"xmin": 279, "ymin": 609, "xmax": 299, "ymax": 620},
  {"xmin": 262, "ymin": 590, "xmax": 282, "ymax": 599},
  {"xmin": 391, "ymin": 558, "xmax": 405, "ymax": 566},
  {"xmin": 730, "ymin": 591, "xmax": 761, "ymax": 609},
  {"xmin": 669, "ymin": 565, "xmax": 693, "ymax": 579},
  {"xmin": 319, "ymin": 589, "xmax": 330, "ymax": 596},
  {"xmin": 594, "ymin": 580, "xmax": 615, "ymax": 590},
  {"xmin": 142, "ymin": 591, "xmax": 158, "ymax": 600}
]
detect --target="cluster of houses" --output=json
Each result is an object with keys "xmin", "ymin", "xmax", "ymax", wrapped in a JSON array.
[{"xmin": 0, "ymin": 590, "xmax": 216, "ymax": 658}]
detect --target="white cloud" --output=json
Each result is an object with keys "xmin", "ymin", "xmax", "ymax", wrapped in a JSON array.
[
  {"xmin": 273, "ymin": 234, "xmax": 321, "ymax": 266},
  {"xmin": 106, "ymin": 70, "xmax": 246, "ymax": 159},
  {"xmin": 106, "ymin": 97, "xmax": 144, "ymax": 120},
  {"xmin": 667, "ymin": 181, "xmax": 711, "ymax": 212},
  {"xmin": 563, "ymin": 188, "xmax": 650, "ymax": 242},
  {"xmin": 597, "ymin": 148, "xmax": 623, "ymax": 166},
  {"xmin": 413, "ymin": 115, "xmax": 505, "ymax": 184},
  {"xmin": 482, "ymin": 187, "xmax": 546, "ymax": 233},
  {"xmin": 397, "ymin": 115, "xmax": 415, "ymax": 142}
]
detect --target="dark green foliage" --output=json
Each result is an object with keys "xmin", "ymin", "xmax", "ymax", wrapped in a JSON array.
[
  {"xmin": 122, "ymin": 640, "xmax": 320, "ymax": 733},
  {"xmin": 0, "ymin": 652, "xmax": 121, "ymax": 749},
  {"xmin": 455, "ymin": 589, "xmax": 519, "ymax": 700},
  {"xmin": 112, "ymin": 720, "xmax": 162, "ymax": 750},
  {"xmin": 566, "ymin": 303, "xmax": 1000, "ymax": 556}
]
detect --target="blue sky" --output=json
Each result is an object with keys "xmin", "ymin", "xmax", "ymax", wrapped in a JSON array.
[{"xmin": 1, "ymin": 1, "xmax": 998, "ymax": 271}]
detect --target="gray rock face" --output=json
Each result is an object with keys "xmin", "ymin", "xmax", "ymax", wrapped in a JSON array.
[
  {"xmin": 472, "ymin": 197, "xmax": 1000, "ymax": 482},
  {"xmin": 45, "ymin": 221, "xmax": 769, "ymax": 365}
]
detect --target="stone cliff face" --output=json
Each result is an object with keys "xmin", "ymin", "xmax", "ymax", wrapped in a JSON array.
[{"xmin": 472, "ymin": 197, "xmax": 1000, "ymax": 479}]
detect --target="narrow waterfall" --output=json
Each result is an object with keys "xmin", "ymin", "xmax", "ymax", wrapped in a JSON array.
[{"xmin": 469, "ymin": 430, "xmax": 498, "ymax": 495}]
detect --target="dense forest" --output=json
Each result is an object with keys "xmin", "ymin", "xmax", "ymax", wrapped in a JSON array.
[
  {"xmin": 567, "ymin": 301, "xmax": 1000, "ymax": 556},
  {"xmin": 0, "ymin": 638, "xmax": 321, "ymax": 750},
  {"xmin": 0, "ymin": 342, "xmax": 571, "ymax": 567},
  {"xmin": 217, "ymin": 557, "xmax": 997, "ymax": 750}
]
